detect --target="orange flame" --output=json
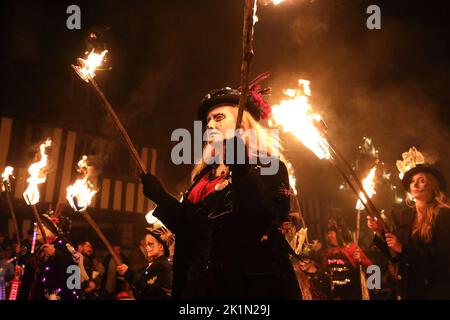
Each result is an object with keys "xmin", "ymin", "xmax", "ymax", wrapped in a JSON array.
[
  {"xmin": 271, "ymin": 79, "xmax": 331, "ymax": 160},
  {"xmin": 286, "ymin": 161, "xmax": 298, "ymax": 196},
  {"xmin": 66, "ymin": 155, "xmax": 97, "ymax": 211},
  {"xmin": 1, "ymin": 166, "xmax": 14, "ymax": 192},
  {"xmin": 356, "ymin": 166, "xmax": 377, "ymax": 210},
  {"xmin": 23, "ymin": 139, "xmax": 52, "ymax": 205},
  {"xmin": 72, "ymin": 49, "xmax": 108, "ymax": 82},
  {"xmin": 145, "ymin": 209, "xmax": 159, "ymax": 225}
]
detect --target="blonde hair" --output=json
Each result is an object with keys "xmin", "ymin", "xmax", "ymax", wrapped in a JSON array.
[
  {"xmin": 406, "ymin": 173, "xmax": 450, "ymax": 243},
  {"xmin": 191, "ymin": 107, "xmax": 285, "ymax": 180}
]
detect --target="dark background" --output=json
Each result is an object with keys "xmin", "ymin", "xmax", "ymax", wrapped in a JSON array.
[{"xmin": 1, "ymin": 0, "xmax": 449, "ymax": 230}]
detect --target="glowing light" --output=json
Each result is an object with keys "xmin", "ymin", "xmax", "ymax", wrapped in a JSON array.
[
  {"xmin": 23, "ymin": 139, "xmax": 52, "ymax": 205},
  {"xmin": 271, "ymin": 79, "xmax": 331, "ymax": 160}
]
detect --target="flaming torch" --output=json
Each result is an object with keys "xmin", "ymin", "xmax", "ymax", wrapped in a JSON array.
[
  {"xmin": 271, "ymin": 79, "xmax": 331, "ymax": 160},
  {"xmin": 71, "ymin": 51, "xmax": 147, "ymax": 174},
  {"xmin": 354, "ymin": 166, "xmax": 377, "ymax": 301},
  {"xmin": 2, "ymin": 166, "xmax": 21, "ymax": 247},
  {"xmin": 23, "ymin": 139, "xmax": 52, "ymax": 244},
  {"xmin": 355, "ymin": 166, "xmax": 377, "ymax": 212},
  {"xmin": 236, "ymin": 0, "xmax": 258, "ymax": 130},
  {"xmin": 270, "ymin": 80, "xmax": 385, "ymax": 223},
  {"xmin": 66, "ymin": 156, "xmax": 122, "ymax": 266}
]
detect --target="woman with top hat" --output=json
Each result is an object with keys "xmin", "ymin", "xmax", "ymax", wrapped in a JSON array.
[
  {"xmin": 140, "ymin": 76, "xmax": 300, "ymax": 299},
  {"xmin": 368, "ymin": 164, "xmax": 450, "ymax": 299}
]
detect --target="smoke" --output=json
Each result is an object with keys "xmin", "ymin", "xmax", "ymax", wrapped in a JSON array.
[{"xmin": 255, "ymin": 0, "xmax": 450, "ymax": 205}]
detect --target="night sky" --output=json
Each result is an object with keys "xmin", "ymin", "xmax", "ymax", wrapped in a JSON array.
[{"xmin": 2, "ymin": 0, "xmax": 449, "ymax": 223}]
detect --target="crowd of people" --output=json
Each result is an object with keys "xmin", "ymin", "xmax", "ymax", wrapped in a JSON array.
[{"xmin": 1, "ymin": 79, "xmax": 449, "ymax": 300}]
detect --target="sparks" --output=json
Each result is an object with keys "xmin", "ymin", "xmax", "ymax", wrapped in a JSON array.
[
  {"xmin": 23, "ymin": 139, "xmax": 52, "ymax": 205},
  {"xmin": 72, "ymin": 49, "xmax": 108, "ymax": 82},
  {"xmin": 271, "ymin": 79, "xmax": 331, "ymax": 160},
  {"xmin": 66, "ymin": 155, "xmax": 97, "ymax": 211},
  {"xmin": 356, "ymin": 166, "xmax": 377, "ymax": 210}
]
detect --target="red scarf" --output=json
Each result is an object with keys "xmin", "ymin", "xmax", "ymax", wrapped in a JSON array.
[{"xmin": 188, "ymin": 173, "xmax": 226, "ymax": 204}]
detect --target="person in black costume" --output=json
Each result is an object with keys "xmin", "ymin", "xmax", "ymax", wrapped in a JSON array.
[
  {"xmin": 368, "ymin": 164, "xmax": 450, "ymax": 299},
  {"xmin": 28, "ymin": 213, "xmax": 80, "ymax": 300},
  {"xmin": 117, "ymin": 225, "xmax": 173, "ymax": 300},
  {"xmin": 140, "ymin": 80, "xmax": 300, "ymax": 299}
]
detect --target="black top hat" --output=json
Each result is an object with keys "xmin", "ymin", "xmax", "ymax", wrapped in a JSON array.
[
  {"xmin": 401, "ymin": 164, "xmax": 447, "ymax": 192},
  {"xmin": 197, "ymin": 72, "xmax": 272, "ymax": 123}
]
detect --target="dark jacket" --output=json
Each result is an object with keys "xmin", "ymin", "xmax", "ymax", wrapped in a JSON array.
[
  {"xmin": 153, "ymin": 160, "xmax": 300, "ymax": 299},
  {"xmin": 30, "ymin": 237, "xmax": 79, "ymax": 300},
  {"xmin": 128, "ymin": 255, "xmax": 172, "ymax": 300},
  {"xmin": 374, "ymin": 207, "xmax": 450, "ymax": 299}
]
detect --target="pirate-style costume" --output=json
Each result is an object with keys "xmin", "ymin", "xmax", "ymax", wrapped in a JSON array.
[
  {"xmin": 141, "ymin": 82, "xmax": 300, "ymax": 299},
  {"xmin": 323, "ymin": 222, "xmax": 372, "ymax": 300}
]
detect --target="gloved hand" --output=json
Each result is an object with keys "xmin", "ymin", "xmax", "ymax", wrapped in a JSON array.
[
  {"xmin": 140, "ymin": 173, "xmax": 173, "ymax": 206},
  {"xmin": 224, "ymin": 135, "xmax": 251, "ymax": 178}
]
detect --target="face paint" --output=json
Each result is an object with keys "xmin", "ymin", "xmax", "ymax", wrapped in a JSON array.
[{"xmin": 205, "ymin": 105, "xmax": 237, "ymax": 142}]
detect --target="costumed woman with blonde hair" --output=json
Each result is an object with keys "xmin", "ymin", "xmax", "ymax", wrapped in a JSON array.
[
  {"xmin": 368, "ymin": 160, "xmax": 450, "ymax": 299},
  {"xmin": 140, "ymin": 74, "xmax": 300, "ymax": 299}
]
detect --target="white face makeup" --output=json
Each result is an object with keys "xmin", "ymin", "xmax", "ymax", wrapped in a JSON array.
[
  {"xmin": 205, "ymin": 105, "xmax": 237, "ymax": 143},
  {"xmin": 410, "ymin": 173, "xmax": 434, "ymax": 202},
  {"xmin": 144, "ymin": 234, "xmax": 163, "ymax": 261}
]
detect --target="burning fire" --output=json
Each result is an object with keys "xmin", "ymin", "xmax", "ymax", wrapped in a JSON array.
[
  {"xmin": 260, "ymin": 0, "xmax": 287, "ymax": 5},
  {"xmin": 23, "ymin": 139, "xmax": 52, "ymax": 205},
  {"xmin": 286, "ymin": 161, "xmax": 298, "ymax": 196},
  {"xmin": 72, "ymin": 49, "xmax": 108, "ymax": 82},
  {"xmin": 66, "ymin": 155, "xmax": 97, "ymax": 211},
  {"xmin": 1, "ymin": 166, "xmax": 14, "ymax": 192},
  {"xmin": 356, "ymin": 166, "xmax": 377, "ymax": 210},
  {"xmin": 145, "ymin": 209, "xmax": 159, "ymax": 225},
  {"xmin": 271, "ymin": 79, "xmax": 331, "ymax": 160}
]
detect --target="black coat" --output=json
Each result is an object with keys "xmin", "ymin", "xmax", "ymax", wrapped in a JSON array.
[
  {"xmin": 130, "ymin": 255, "xmax": 172, "ymax": 300},
  {"xmin": 153, "ymin": 160, "xmax": 300, "ymax": 299},
  {"xmin": 30, "ymin": 237, "xmax": 79, "ymax": 300},
  {"xmin": 374, "ymin": 207, "xmax": 450, "ymax": 299}
]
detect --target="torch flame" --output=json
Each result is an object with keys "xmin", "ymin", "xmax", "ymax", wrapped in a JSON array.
[
  {"xmin": 145, "ymin": 209, "xmax": 160, "ymax": 225},
  {"xmin": 286, "ymin": 161, "xmax": 298, "ymax": 196},
  {"xmin": 271, "ymin": 79, "xmax": 331, "ymax": 160},
  {"xmin": 66, "ymin": 155, "xmax": 97, "ymax": 211},
  {"xmin": 1, "ymin": 166, "xmax": 14, "ymax": 182},
  {"xmin": 272, "ymin": 0, "xmax": 286, "ymax": 5},
  {"xmin": 356, "ymin": 166, "xmax": 377, "ymax": 210},
  {"xmin": 1, "ymin": 166, "xmax": 14, "ymax": 192},
  {"xmin": 72, "ymin": 49, "xmax": 108, "ymax": 82},
  {"xmin": 23, "ymin": 139, "xmax": 52, "ymax": 205}
]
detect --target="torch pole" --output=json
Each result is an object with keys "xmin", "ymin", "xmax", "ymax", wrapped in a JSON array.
[
  {"xmin": 328, "ymin": 138, "xmax": 385, "ymax": 226},
  {"xmin": 30, "ymin": 204, "xmax": 47, "ymax": 244},
  {"xmin": 2, "ymin": 182, "xmax": 21, "ymax": 246},
  {"xmin": 235, "ymin": 0, "xmax": 257, "ymax": 130},
  {"xmin": 79, "ymin": 209, "xmax": 122, "ymax": 265},
  {"xmin": 83, "ymin": 75, "xmax": 147, "ymax": 174},
  {"xmin": 330, "ymin": 159, "xmax": 376, "ymax": 217},
  {"xmin": 356, "ymin": 209, "xmax": 361, "ymax": 245},
  {"xmin": 356, "ymin": 208, "xmax": 370, "ymax": 300}
]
